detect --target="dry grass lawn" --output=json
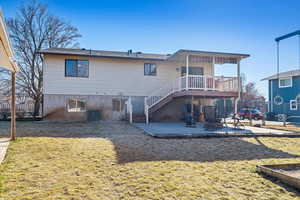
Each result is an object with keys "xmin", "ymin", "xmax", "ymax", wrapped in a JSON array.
[
  {"xmin": 263, "ymin": 125, "xmax": 300, "ymax": 133},
  {"xmin": 0, "ymin": 121, "xmax": 300, "ymax": 199}
]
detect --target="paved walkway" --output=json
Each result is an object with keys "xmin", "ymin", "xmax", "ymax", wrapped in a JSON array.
[
  {"xmin": 0, "ymin": 138, "xmax": 10, "ymax": 164},
  {"xmin": 134, "ymin": 122, "xmax": 295, "ymax": 138}
]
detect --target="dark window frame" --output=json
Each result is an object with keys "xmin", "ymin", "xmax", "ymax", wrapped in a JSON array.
[
  {"xmin": 65, "ymin": 59, "xmax": 89, "ymax": 78},
  {"xmin": 181, "ymin": 66, "xmax": 204, "ymax": 76},
  {"xmin": 112, "ymin": 98, "xmax": 125, "ymax": 112},
  {"xmin": 144, "ymin": 63, "xmax": 157, "ymax": 76}
]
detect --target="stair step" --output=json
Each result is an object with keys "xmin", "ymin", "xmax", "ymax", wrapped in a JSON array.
[
  {"xmin": 132, "ymin": 114, "xmax": 146, "ymax": 123},
  {"xmin": 149, "ymin": 94, "xmax": 174, "ymax": 113}
]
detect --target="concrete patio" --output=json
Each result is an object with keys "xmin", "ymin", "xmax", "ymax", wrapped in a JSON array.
[{"xmin": 133, "ymin": 122, "xmax": 296, "ymax": 138}]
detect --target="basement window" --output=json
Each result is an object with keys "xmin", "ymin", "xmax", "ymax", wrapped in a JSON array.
[
  {"xmin": 112, "ymin": 98, "xmax": 125, "ymax": 111},
  {"xmin": 279, "ymin": 77, "xmax": 292, "ymax": 88},
  {"xmin": 67, "ymin": 99, "xmax": 86, "ymax": 112}
]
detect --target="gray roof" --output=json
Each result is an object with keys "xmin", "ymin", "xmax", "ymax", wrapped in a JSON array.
[
  {"xmin": 38, "ymin": 48, "xmax": 169, "ymax": 61},
  {"xmin": 38, "ymin": 48, "xmax": 250, "ymax": 61},
  {"xmin": 261, "ymin": 69, "xmax": 300, "ymax": 81},
  {"xmin": 171, "ymin": 49, "xmax": 250, "ymax": 58}
]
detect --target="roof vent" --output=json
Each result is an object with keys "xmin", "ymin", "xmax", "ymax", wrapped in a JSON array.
[
  {"xmin": 81, "ymin": 48, "xmax": 86, "ymax": 50},
  {"xmin": 128, "ymin": 49, "xmax": 133, "ymax": 55}
]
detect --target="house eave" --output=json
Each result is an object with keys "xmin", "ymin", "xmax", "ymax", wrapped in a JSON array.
[{"xmin": 37, "ymin": 51, "xmax": 167, "ymax": 61}]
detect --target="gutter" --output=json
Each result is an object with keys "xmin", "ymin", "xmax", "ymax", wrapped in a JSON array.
[{"xmin": 36, "ymin": 51, "xmax": 168, "ymax": 61}]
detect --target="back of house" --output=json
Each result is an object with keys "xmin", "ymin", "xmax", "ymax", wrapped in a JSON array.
[{"xmin": 40, "ymin": 48, "xmax": 249, "ymax": 122}]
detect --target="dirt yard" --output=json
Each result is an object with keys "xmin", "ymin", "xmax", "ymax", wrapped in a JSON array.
[{"xmin": 1, "ymin": 120, "xmax": 300, "ymax": 199}]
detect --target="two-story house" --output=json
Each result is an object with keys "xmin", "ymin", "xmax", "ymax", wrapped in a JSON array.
[
  {"xmin": 262, "ymin": 69, "xmax": 300, "ymax": 122},
  {"xmin": 39, "ymin": 48, "xmax": 249, "ymax": 122}
]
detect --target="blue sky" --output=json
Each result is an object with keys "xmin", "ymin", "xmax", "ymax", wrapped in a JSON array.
[{"xmin": 2, "ymin": 0, "xmax": 300, "ymax": 97}]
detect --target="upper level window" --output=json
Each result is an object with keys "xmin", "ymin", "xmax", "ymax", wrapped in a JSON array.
[
  {"xmin": 279, "ymin": 77, "xmax": 292, "ymax": 88},
  {"xmin": 144, "ymin": 63, "xmax": 157, "ymax": 76},
  {"xmin": 65, "ymin": 59, "xmax": 89, "ymax": 78}
]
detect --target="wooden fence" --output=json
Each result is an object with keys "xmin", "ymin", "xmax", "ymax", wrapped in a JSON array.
[{"xmin": 0, "ymin": 103, "xmax": 34, "ymax": 114}]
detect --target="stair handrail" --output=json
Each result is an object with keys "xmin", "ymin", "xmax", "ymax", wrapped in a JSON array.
[{"xmin": 146, "ymin": 76, "xmax": 184, "ymax": 108}]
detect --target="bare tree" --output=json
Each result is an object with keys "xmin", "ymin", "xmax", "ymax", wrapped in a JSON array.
[
  {"xmin": 240, "ymin": 82, "xmax": 266, "ymax": 111},
  {"xmin": 6, "ymin": 1, "xmax": 81, "ymax": 116},
  {"xmin": 0, "ymin": 69, "xmax": 10, "ymax": 98}
]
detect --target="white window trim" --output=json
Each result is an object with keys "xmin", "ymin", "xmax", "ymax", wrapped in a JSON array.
[
  {"xmin": 279, "ymin": 77, "xmax": 292, "ymax": 88},
  {"xmin": 296, "ymin": 94, "xmax": 300, "ymax": 103},
  {"xmin": 290, "ymin": 100, "xmax": 297, "ymax": 110},
  {"xmin": 67, "ymin": 99, "xmax": 87, "ymax": 112}
]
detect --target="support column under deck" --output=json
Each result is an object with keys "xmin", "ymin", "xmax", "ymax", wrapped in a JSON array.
[
  {"xmin": 234, "ymin": 59, "xmax": 241, "ymax": 114},
  {"xmin": 186, "ymin": 54, "xmax": 189, "ymax": 90}
]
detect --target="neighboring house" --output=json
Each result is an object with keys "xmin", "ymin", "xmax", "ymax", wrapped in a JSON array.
[
  {"xmin": 39, "ymin": 48, "xmax": 249, "ymax": 122},
  {"xmin": 262, "ymin": 69, "xmax": 300, "ymax": 122}
]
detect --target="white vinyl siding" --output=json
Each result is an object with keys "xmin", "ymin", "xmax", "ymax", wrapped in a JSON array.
[
  {"xmin": 43, "ymin": 55, "xmax": 213, "ymax": 96},
  {"xmin": 144, "ymin": 63, "xmax": 157, "ymax": 76}
]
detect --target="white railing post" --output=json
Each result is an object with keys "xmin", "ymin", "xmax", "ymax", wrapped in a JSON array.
[
  {"xmin": 212, "ymin": 56, "xmax": 215, "ymax": 90},
  {"xmin": 144, "ymin": 97, "xmax": 149, "ymax": 124},
  {"xmin": 204, "ymin": 76, "xmax": 207, "ymax": 90},
  {"xmin": 172, "ymin": 81, "xmax": 175, "ymax": 93},
  {"xmin": 126, "ymin": 97, "xmax": 133, "ymax": 123},
  {"xmin": 186, "ymin": 55, "xmax": 189, "ymax": 90},
  {"xmin": 129, "ymin": 97, "xmax": 132, "ymax": 123}
]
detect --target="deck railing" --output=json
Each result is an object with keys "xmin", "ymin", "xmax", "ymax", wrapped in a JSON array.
[
  {"xmin": 146, "ymin": 75, "xmax": 239, "ymax": 109},
  {"xmin": 144, "ymin": 75, "xmax": 239, "ymax": 123}
]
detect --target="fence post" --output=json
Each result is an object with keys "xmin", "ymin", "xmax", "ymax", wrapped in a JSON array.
[
  {"xmin": 249, "ymin": 112, "xmax": 253, "ymax": 126},
  {"xmin": 283, "ymin": 114, "xmax": 287, "ymax": 127},
  {"xmin": 262, "ymin": 115, "xmax": 266, "ymax": 126},
  {"xmin": 129, "ymin": 97, "xmax": 132, "ymax": 124}
]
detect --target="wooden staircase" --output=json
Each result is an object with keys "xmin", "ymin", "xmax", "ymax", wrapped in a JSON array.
[
  {"xmin": 148, "ymin": 93, "xmax": 175, "ymax": 114},
  {"xmin": 143, "ymin": 75, "xmax": 239, "ymax": 123}
]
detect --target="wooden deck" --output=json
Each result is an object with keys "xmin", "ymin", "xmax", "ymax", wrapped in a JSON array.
[
  {"xmin": 172, "ymin": 89, "xmax": 238, "ymax": 98},
  {"xmin": 149, "ymin": 89, "xmax": 237, "ymax": 114}
]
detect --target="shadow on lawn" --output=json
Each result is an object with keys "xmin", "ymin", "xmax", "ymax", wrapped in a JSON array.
[
  {"xmin": 112, "ymin": 135, "xmax": 299, "ymax": 163},
  {"xmin": 0, "ymin": 120, "xmax": 299, "ymax": 163}
]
